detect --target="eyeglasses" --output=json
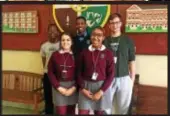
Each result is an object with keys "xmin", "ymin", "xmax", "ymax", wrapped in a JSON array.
[
  {"xmin": 91, "ymin": 33, "xmax": 103, "ymax": 38},
  {"xmin": 109, "ymin": 21, "xmax": 121, "ymax": 25}
]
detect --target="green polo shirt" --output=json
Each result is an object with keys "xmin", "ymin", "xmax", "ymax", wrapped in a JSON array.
[{"xmin": 104, "ymin": 34, "xmax": 135, "ymax": 77}]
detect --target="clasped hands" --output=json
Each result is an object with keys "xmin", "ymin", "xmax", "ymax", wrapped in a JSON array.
[
  {"xmin": 81, "ymin": 89, "xmax": 103, "ymax": 101},
  {"xmin": 57, "ymin": 86, "xmax": 76, "ymax": 96}
]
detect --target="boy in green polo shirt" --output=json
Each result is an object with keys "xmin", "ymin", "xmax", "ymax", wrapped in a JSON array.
[{"xmin": 104, "ymin": 13, "xmax": 136, "ymax": 114}]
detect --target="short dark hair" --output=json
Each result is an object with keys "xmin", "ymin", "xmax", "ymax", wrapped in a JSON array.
[
  {"xmin": 48, "ymin": 23, "xmax": 59, "ymax": 31},
  {"xmin": 92, "ymin": 26, "xmax": 105, "ymax": 35},
  {"xmin": 76, "ymin": 16, "xmax": 86, "ymax": 23},
  {"xmin": 108, "ymin": 13, "xmax": 122, "ymax": 22}
]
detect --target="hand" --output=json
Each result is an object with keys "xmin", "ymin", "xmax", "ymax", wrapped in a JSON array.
[
  {"xmin": 93, "ymin": 90, "xmax": 103, "ymax": 101},
  {"xmin": 57, "ymin": 87, "xmax": 67, "ymax": 95},
  {"xmin": 130, "ymin": 76, "xmax": 135, "ymax": 87},
  {"xmin": 65, "ymin": 86, "xmax": 76, "ymax": 96},
  {"xmin": 81, "ymin": 89, "xmax": 93, "ymax": 100}
]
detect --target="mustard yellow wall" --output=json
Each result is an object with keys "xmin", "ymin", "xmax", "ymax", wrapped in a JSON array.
[
  {"xmin": 2, "ymin": 50, "xmax": 43, "ymax": 74},
  {"xmin": 2, "ymin": 50, "xmax": 167, "ymax": 87}
]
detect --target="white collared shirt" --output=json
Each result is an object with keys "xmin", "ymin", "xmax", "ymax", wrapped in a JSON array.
[
  {"xmin": 58, "ymin": 49, "xmax": 73, "ymax": 54},
  {"xmin": 88, "ymin": 44, "xmax": 106, "ymax": 52}
]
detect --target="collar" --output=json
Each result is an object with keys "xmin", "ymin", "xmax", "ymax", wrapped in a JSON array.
[
  {"xmin": 77, "ymin": 30, "xmax": 88, "ymax": 37},
  {"xmin": 88, "ymin": 45, "xmax": 106, "ymax": 52},
  {"xmin": 59, "ymin": 49, "xmax": 73, "ymax": 54},
  {"xmin": 110, "ymin": 34, "xmax": 122, "ymax": 39}
]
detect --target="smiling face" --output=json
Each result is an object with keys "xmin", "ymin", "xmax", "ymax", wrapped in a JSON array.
[
  {"xmin": 76, "ymin": 18, "xmax": 87, "ymax": 34},
  {"xmin": 48, "ymin": 25, "xmax": 60, "ymax": 43},
  {"xmin": 109, "ymin": 16, "xmax": 122, "ymax": 33},
  {"xmin": 60, "ymin": 34, "xmax": 72, "ymax": 51},
  {"xmin": 91, "ymin": 28, "xmax": 105, "ymax": 48}
]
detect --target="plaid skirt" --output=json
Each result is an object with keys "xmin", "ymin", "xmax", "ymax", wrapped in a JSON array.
[
  {"xmin": 78, "ymin": 80, "xmax": 113, "ymax": 110},
  {"xmin": 52, "ymin": 81, "xmax": 78, "ymax": 106}
]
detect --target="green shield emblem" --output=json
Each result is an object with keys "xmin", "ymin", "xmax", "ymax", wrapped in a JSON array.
[{"xmin": 53, "ymin": 5, "xmax": 110, "ymax": 35}]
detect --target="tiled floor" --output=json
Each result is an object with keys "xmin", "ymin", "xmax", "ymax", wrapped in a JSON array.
[
  {"xmin": 2, "ymin": 106, "xmax": 34, "ymax": 115},
  {"xmin": 2, "ymin": 101, "xmax": 94, "ymax": 115},
  {"xmin": 2, "ymin": 106, "xmax": 94, "ymax": 115},
  {"xmin": 2, "ymin": 101, "xmax": 44, "ymax": 115}
]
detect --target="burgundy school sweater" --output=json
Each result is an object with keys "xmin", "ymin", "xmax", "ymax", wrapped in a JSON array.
[
  {"xmin": 48, "ymin": 51, "xmax": 76, "ymax": 89},
  {"xmin": 77, "ymin": 45, "xmax": 115, "ymax": 92}
]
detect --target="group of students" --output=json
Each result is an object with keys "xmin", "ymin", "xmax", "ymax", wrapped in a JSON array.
[{"xmin": 40, "ymin": 13, "xmax": 136, "ymax": 115}]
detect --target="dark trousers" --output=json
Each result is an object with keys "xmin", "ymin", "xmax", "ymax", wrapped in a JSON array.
[{"xmin": 43, "ymin": 73, "xmax": 54, "ymax": 114}]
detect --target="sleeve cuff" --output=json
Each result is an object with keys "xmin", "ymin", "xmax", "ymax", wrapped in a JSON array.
[
  {"xmin": 55, "ymin": 83, "xmax": 60, "ymax": 89},
  {"xmin": 80, "ymin": 83, "xmax": 85, "ymax": 90},
  {"xmin": 101, "ymin": 87, "xmax": 106, "ymax": 92}
]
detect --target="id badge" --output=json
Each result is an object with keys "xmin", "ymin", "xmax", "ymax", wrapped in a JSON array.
[
  {"xmin": 92, "ymin": 72, "xmax": 98, "ymax": 80},
  {"xmin": 114, "ymin": 57, "xmax": 117, "ymax": 64},
  {"xmin": 62, "ymin": 70, "xmax": 67, "ymax": 79}
]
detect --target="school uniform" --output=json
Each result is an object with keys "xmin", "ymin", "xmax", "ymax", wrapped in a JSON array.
[
  {"xmin": 73, "ymin": 30, "xmax": 91, "ymax": 57},
  {"xmin": 48, "ymin": 50, "xmax": 78, "ymax": 107},
  {"xmin": 77, "ymin": 45, "xmax": 115, "ymax": 111}
]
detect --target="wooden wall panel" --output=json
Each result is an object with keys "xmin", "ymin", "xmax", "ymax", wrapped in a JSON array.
[
  {"xmin": 137, "ymin": 85, "xmax": 167, "ymax": 114},
  {"xmin": 2, "ymin": 5, "xmax": 53, "ymax": 51},
  {"xmin": 117, "ymin": 4, "xmax": 167, "ymax": 55},
  {"xmin": 2, "ymin": 5, "xmax": 117, "ymax": 51},
  {"xmin": 2, "ymin": 4, "xmax": 167, "ymax": 55}
]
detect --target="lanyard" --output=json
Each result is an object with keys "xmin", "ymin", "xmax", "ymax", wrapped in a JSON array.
[
  {"xmin": 92, "ymin": 51, "xmax": 101, "ymax": 72},
  {"xmin": 62, "ymin": 54, "xmax": 70, "ymax": 71}
]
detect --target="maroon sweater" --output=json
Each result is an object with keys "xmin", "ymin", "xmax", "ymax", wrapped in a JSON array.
[
  {"xmin": 48, "ymin": 51, "xmax": 76, "ymax": 89},
  {"xmin": 77, "ymin": 47, "xmax": 115, "ymax": 92}
]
